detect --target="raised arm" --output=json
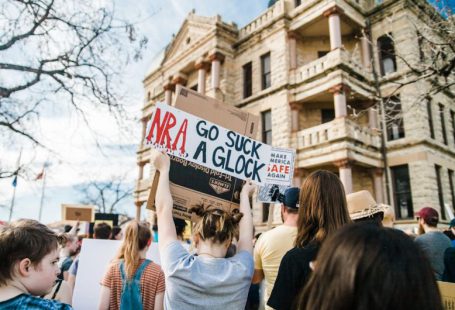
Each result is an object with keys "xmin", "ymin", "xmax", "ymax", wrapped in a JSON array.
[
  {"xmin": 237, "ymin": 180, "xmax": 256, "ymax": 254},
  {"xmin": 151, "ymin": 150, "xmax": 177, "ymax": 252}
]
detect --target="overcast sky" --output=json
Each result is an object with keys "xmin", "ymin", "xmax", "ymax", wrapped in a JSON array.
[{"xmin": 0, "ymin": 0, "xmax": 266, "ymax": 224}]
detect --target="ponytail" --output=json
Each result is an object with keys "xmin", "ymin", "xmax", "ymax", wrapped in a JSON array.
[{"xmin": 116, "ymin": 220, "xmax": 151, "ymax": 278}]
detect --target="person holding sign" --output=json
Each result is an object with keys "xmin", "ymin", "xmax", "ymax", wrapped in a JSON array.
[{"xmin": 152, "ymin": 150, "xmax": 255, "ymax": 310}]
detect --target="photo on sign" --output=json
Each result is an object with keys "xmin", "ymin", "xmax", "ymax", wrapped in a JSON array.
[{"xmin": 258, "ymin": 184, "xmax": 290, "ymax": 203}]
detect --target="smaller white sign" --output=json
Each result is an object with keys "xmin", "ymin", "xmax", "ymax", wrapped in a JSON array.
[{"xmin": 72, "ymin": 239, "xmax": 160, "ymax": 310}]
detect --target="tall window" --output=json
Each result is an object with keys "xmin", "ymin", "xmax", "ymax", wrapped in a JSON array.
[
  {"xmin": 262, "ymin": 110, "xmax": 272, "ymax": 145},
  {"xmin": 449, "ymin": 169, "xmax": 455, "ymax": 214},
  {"xmin": 243, "ymin": 62, "xmax": 252, "ymax": 99},
  {"xmin": 261, "ymin": 52, "xmax": 271, "ymax": 90},
  {"xmin": 435, "ymin": 165, "xmax": 446, "ymax": 220},
  {"xmin": 391, "ymin": 165, "xmax": 413, "ymax": 219},
  {"xmin": 427, "ymin": 99, "xmax": 435, "ymax": 139},
  {"xmin": 377, "ymin": 34, "xmax": 397, "ymax": 76},
  {"xmin": 385, "ymin": 96, "xmax": 405, "ymax": 141},
  {"xmin": 295, "ymin": 0, "xmax": 301, "ymax": 7},
  {"xmin": 439, "ymin": 104, "xmax": 448, "ymax": 145},
  {"xmin": 451, "ymin": 110, "xmax": 455, "ymax": 146}
]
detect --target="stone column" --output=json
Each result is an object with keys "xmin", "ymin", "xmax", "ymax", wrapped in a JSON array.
[
  {"xmin": 141, "ymin": 118, "xmax": 147, "ymax": 146},
  {"xmin": 329, "ymin": 84, "xmax": 350, "ymax": 118},
  {"xmin": 290, "ymin": 102, "xmax": 301, "ymax": 132},
  {"xmin": 135, "ymin": 201, "xmax": 142, "ymax": 220},
  {"xmin": 324, "ymin": 6, "xmax": 344, "ymax": 50},
  {"xmin": 368, "ymin": 107, "xmax": 378, "ymax": 129},
  {"xmin": 163, "ymin": 83, "xmax": 174, "ymax": 105},
  {"xmin": 334, "ymin": 159, "xmax": 353, "ymax": 194},
  {"xmin": 209, "ymin": 52, "xmax": 225, "ymax": 89},
  {"xmin": 172, "ymin": 75, "xmax": 187, "ymax": 90},
  {"xmin": 372, "ymin": 168, "xmax": 384, "ymax": 204},
  {"xmin": 361, "ymin": 29, "xmax": 371, "ymax": 70},
  {"xmin": 138, "ymin": 163, "xmax": 144, "ymax": 180},
  {"xmin": 195, "ymin": 60, "xmax": 209, "ymax": 95},
  {"xmin": 288, "ymin": 32, "xmax": 298, "ymax": 70}
]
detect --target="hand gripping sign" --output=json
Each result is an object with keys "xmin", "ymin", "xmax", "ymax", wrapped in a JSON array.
[{"xmin": 145, "ymin": 103, "xmax": 278, "ymax": 185}]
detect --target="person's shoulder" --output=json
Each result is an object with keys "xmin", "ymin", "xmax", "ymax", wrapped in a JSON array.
[
  {"xmin": 4, "ymin": 294, "xmax": 72, "ymax": 309},
  {"xmin": 145, "ymin": 260, "xmax": 163, "ymax": 273},
  {"xmin": 284, "ymin": 245, "xmax": 318, "ymax": 260}
]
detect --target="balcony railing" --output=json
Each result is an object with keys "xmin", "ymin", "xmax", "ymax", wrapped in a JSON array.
[
  {"xmin": 239, "ymin": 1, "xmax": 285, "ymax": 39},
  {"xmin": 137, "ymin": 178, "xmax": 151, "ymax": 192},
  {"xmin": 294, "ymin": 118, "xmax": 380, "ymax": 150},
  {"xmin": 292, "ymin": 48, "xmax": 372, "ymax": 85}
]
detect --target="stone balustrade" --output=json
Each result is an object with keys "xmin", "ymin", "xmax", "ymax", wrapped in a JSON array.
[
  {"xmin": 295, "ymin": 117, "xmax": 380, "ymax": 150},
  {"xmin": 239, "ymin": 1, "xmax": 285, "ymax": 39},
  {"xmin": 292, "ymin": 48, "xmax": 372, "ymax": 84}
]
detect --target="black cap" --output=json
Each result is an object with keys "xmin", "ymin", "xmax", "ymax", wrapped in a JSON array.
[{"xmin": 283, "ymin": 187, "xmax": 300, "ymax": 209}]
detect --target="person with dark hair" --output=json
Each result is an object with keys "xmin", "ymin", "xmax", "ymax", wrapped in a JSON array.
[
  {"xmin": 99, "ymin": 220, "xmax": 165, "ymax": 310},
  {"xmin": 252, "ymin": 187, "xmax": 300, "ymax": 309},
  {"xmin": 153, "ymin": 150, "xmax": 255, "ymax": 309},
  {"xmin": 0, "ymin": 219, "xmax": 72, "ymax": 309},
  {"xmin": 415, "ymin": 207, "xmax": 451, "ymax": 280},
  {"xmin": 346, "ymin": 190, "xmax": 388, "ymax": 226},
  {"xmin": 298, "ymin": 224, "xmax": 443, "ymax": 310},
  {"xmin": 110, "ymin": 226, "xmax": 122, "ymax": 240},
  {"xmin": 268, "ymin": 170, "xmax": 351, "ymax": 310},
  {"xmin": 173, "ymin": 218, "xmax": 187, "ymax": 242},
  {"xmin": 94, "ymin": 222, "xmax": 112, "ymax": 240}
]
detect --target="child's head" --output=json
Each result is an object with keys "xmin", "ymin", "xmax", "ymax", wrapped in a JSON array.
[
  {"xmin": 190, "ymin": 205, "xmax": 243, "ymax": 248},
  {"xmin": 0, "ymin": 219, "xmax": 61, "ymax": 296}
]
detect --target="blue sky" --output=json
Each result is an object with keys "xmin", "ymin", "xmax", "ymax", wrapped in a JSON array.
[{"xmin": 0, "ymin": 0, "xmax": 266, "ymax": 224}]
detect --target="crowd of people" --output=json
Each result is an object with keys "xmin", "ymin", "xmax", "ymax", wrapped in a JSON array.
[{"xmin": 0, "ymin": 150, "xmax": 453, "ymax": 309}]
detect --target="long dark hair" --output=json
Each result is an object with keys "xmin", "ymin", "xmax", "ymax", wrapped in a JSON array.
[
  {"xmin": 298, "ymin": 224, "xmax": 443, "ymax": 310},
  {"xmin": 295, "ymin": 170, "xmax": 351, "ymax": 248}
]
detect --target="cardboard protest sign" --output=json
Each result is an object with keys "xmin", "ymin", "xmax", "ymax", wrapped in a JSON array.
[
  {"xmin": 146, "ymin": 88, "xmax": 260, "ymax": 220},
  {"xmin": 145, "ymin": 103, "xmax": 272, "ymax": 185},
  {"xmin": 147, "ymin": 155, "xmax": 244, "ymax": 220},
  {"xmin": 174, "ymin": 86, "xmax": 259, "ymax": 138},
  {"xmin": 72, "ymin": 239, "xmax": 160, "ymax": 310},
  {"xmin": 61, "ymin": 204, "xmax": 95, "ymax": 222}
]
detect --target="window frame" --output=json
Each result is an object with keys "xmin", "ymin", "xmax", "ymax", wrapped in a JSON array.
[{"xmin": 261, "ymin": 52, "xmax": 271, "ymax": 90}]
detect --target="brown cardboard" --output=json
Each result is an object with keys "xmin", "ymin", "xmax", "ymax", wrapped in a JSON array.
[
  {"xmin": 438, "ymin": 281, "xmax": 455, "ymax": 310},
  {"xmin": 146, "ymin": 87, "xmax": 258, "ymax": 220},
  {"xmin": 61, "ymin": 204, "xmax": 95, "ymax": 222},
  {"xmin": 173, "ymin": 86, "xmax": 259, "ymax": 139}
]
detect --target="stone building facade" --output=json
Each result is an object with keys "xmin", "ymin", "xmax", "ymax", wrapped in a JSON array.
[{"xmin": 135, "ymin": 0, "xmax": 455, "ymax": 230}]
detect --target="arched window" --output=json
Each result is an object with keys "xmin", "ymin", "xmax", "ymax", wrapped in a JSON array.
[{"xmin": 377, "ymin": 34, "xmax": 397, "ymax": 76}]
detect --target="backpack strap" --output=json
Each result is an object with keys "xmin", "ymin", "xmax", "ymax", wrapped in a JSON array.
[
  {"xmin": 133, "ymin": 259, "xmax": 151, "ymax": 282},
  {"xmin": 119, "ymin": 259, "xmax": 151, "ymax": 281},
  {"xmin": 51, "ymin": 279, "xmax": 64, "ymax": 300}
]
